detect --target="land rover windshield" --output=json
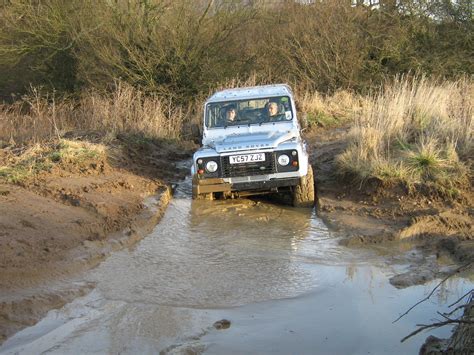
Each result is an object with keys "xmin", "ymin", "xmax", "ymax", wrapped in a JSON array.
[{"xmin": 205, "ymin": 96, "xmax": 293, "ymax": 128}]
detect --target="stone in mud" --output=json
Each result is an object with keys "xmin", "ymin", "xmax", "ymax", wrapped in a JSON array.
[
  {"xmin": 389, "ymin": 269, "xmax": 435, "ymax": 288},
  {"xmin": 213, "ymin": 319, "xmax": 231, "ymax": 330}
]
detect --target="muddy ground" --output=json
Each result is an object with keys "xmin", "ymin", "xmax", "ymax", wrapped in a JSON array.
[
  {"xmin": 0, "ymin": 127, "xmax": 473, "ymax": 349},
  {"xmin": 0, "ymin": 134, "xmax": 194, "ymax": 343},
  {"xmin": 307, "ymin": 126, "xmax": 474, "ymax": 278}
]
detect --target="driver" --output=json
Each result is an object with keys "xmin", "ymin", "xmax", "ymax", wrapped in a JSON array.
[{"xmin": 267, "ymin": 101, "xmax": 280, "ymax": 119}]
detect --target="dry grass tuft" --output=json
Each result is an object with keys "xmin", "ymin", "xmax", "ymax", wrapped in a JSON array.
[
  {"xmin": 298, "ymin": 89, "xmax": 363, "ymax": 128},
  {"xmin": 0, "ymin": 83, "xmax": 186, "ymax": 145},
  {"xmin": 76, "ymin": 82, "xmax": 185, "ymax": 140},
  {"xmin": 0, "ymin": 88, "xmax": 74, "ymax": 144},
  {"xmin": 336, "ymin": 77, "xmax": 473, "ymax": 196}
]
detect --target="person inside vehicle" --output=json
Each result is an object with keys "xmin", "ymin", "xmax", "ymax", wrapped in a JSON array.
[
  {"xmin": 267, "ymin": 101, "xmax": 281, "ymax": 120},
  {"xmin": 226, "ymin": 106, "xmax": 237, "ymax": 123}
]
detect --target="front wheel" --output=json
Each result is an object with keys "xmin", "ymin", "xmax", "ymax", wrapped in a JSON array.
[
  {"xmin": 192, "ymin": 187, "xmax": 214, "ymax": 200},
  {"xmin": 192, "ymin": 192, "xmax": 214, "ymax": 200},
  {"xmin": 292, "ymin": 165, "xmax": 315, "ymax": 208},
  {"xmin": 192, "ymin": 175, "xmax": 214, "ymax": 200}
]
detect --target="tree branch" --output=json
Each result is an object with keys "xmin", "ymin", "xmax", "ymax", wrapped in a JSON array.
[
  {"xmin": 401, "ymin": 319, "xmax": 474, "ymax": 343},
  {"xmin": 393, "ymin": 262, "xmax": 472, "ymax": 323}
]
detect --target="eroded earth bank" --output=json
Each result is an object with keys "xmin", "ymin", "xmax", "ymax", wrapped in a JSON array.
[
  {"xmin": 0, "ymin": 128, "xmax": 473, "ymax": 353},
  {"xmin": 0, "ymin": 135, "xmax": 194, "ymax": 343}
]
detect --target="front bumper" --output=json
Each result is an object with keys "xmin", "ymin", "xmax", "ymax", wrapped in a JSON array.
[{"xmin": 192, "ymin": 175, "xmax": 299, "ymax": 195}]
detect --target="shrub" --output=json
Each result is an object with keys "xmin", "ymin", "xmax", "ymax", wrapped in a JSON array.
[
  {"xmin": 74, "ymin": 0, "xmax": 258, "ymax": 101},
  {"xmin": 0, "ymin": 0, "xmax": 81, "ymax": 95}
]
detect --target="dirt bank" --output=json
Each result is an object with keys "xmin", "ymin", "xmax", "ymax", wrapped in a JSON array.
[
  {"xmin": 0, "ymin": 133, "xmax": 194, "ymax": 343},
  {"xmin": 307, "ymin": 126, "xmax": 473, "ymax": 273}
]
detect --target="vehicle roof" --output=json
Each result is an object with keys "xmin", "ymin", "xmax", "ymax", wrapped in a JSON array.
[{"xmin": 206, "ymin": 84, "xmax": 293, "ymax": 103}]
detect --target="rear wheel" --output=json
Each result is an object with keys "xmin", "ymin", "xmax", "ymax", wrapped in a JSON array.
[{"xmin": 292, "ymin": 165, "xmax": 315, "ymax": 208}]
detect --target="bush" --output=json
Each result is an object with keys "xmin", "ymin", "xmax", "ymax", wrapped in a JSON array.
[
  {"xmin": 1, "ymin": 1, "xmax": 472, "ymax": 100},
  {"xmin": 0, "ymin": 0, "xmax": 81, "ymax": 96},
  {"xmin": 74, "ymin": 0, "xmax": 258, "ymax": 101}
]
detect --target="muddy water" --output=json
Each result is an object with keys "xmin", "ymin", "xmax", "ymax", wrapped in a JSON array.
[{"xmin": 1, "ymin": 176, "xmax": 473, "ymax": 354}]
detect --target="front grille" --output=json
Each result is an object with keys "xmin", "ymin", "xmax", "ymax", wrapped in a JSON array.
[{"xmin": 221, "ymin": 152, "xmax": 276, "ymax": 177}]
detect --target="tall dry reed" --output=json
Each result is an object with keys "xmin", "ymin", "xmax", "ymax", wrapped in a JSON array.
[
  {"xmin": 337, "ymin": 77, "xmax": 473, "ymax": 194},
  {"xmin": 297, "ymin": 89, "xmax": 363, "ymax": 127},
  {"xmin": 0, "ymin": 83, "xmax": 187, "ymax": 145},
  {"xmin": 76, "ymin": 83, "xmax": 185, "ymax": 140},
  {"xmin": 0, "ymin": 88, "xmax": 74, "ymax": 144}
]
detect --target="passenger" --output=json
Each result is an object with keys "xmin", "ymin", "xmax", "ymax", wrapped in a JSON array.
[{"xmin": 226, "ymin": 106, "xmax": 237, "ymax": 123}]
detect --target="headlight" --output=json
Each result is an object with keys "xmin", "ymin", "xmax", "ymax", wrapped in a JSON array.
[
  {"xmin": 277, "ymin": 154, "xmax": 290, "ymax": 166},
  {"xmin": 206, "ymin": 160, "xmax": 218, "ymax": 172}
]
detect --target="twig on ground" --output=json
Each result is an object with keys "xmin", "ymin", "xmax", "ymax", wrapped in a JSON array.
[
  {"xmin": 443, "ymin": 302, "xmax": 471, "ymax": 317},
  {"xmin": 401, "ymin": 319, "xmax": 474, "ymax": 343},
  {"xmin": 448, "ymin": 289, "xmax": 474, "ymax": 308},
  {"xmin": 393, "ymin": 262, "xmax": 472, "ymax": 323}
]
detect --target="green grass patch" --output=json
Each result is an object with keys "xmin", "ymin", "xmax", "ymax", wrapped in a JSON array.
[
  {"xmin": 0, "ymin": 139, "xmax": 105, "ymax": 184},
  {"xmin": 0, "ymin": 159, "xmax": 52, "ymax": 184},
  {"xmin": 337, "ymin": 142, "xmax": 469, "ymax": 198},
  {"xmin": 56, "ymin": 140, "xmax": 102, "ymax": 163},
  {"xmin": 307, "ymin": 112, "xmax": 338, "ymax": 128}
]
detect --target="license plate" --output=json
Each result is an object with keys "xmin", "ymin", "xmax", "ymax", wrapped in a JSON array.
[{"xmin": 229, "ymin": 153, "xmax": 265, "ymax": 164}]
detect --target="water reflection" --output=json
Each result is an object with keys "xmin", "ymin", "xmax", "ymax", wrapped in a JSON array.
[
  {"xmin": 89, "ymin": 196, "xmax": 324, "ymax": 308},
  {"xmin": 88, "ymin": 181, "xmax": 395, "ymax": 310}
]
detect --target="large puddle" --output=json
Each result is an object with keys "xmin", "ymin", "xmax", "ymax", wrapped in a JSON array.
[{"xmin": 2, "ymin": 176, "xmax": 473, "ymax": 354}]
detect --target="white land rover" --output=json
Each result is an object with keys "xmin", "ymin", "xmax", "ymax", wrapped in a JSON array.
[{"xmin": 191, "ymin": 84, "xmax": 314, "ymax": 207}]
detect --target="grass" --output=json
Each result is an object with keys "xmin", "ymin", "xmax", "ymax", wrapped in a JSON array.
[
  {"xmin": 405, "ymin": 138, "xmax": 445, "ymax": 180},
  {"xmin": 297, "ymin": 89, "xmax": 362, "ymax": 128},
  {"xmin": 0, "ymin": 139, "xmax": 105, "ymax": 184},
  {"xmin": 0, "ymin": 82, "xmax": 187, "ymax": 145},
  {"xmin": 52, "ymin": 140, "xmax": 104, "ymax": 163},
  {"xmin": 335, "ymin": 76, "xmax": 472, "ymax": 196}
]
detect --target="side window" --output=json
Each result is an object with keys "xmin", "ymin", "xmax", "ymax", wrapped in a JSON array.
[{"xmin": 281, "ymin": 97, "xmax": 291, "ymax": 111}]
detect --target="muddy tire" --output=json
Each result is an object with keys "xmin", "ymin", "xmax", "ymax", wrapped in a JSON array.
[
  {"xmin": 196, "ymin": 193, "xmax": 213, "ymax": 200},
  {"xmin": 192, "ymin": 176, "xmax": 214, "ymax": 200},
  {"xmin": 192, "ymin": 187, "xmax": 214, "ymax": 200},
  {"xmin": 292, "ymin": 165, "xmax": 315, "ymax": 208}
]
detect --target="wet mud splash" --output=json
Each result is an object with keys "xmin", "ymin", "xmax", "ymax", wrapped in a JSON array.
[{"xmin": 1, "ymin": 177, "xmax": 473, "ymax": 354}]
